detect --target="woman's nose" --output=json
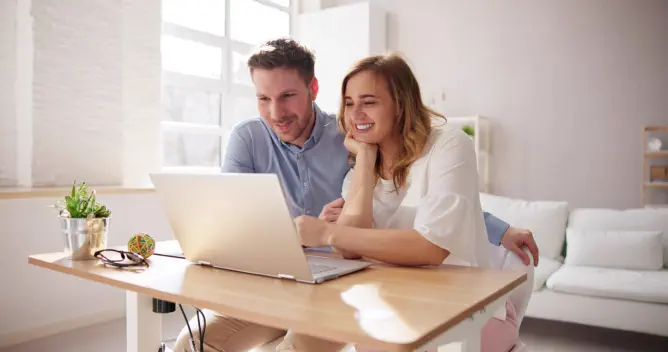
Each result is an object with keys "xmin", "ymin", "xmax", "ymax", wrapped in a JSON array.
[{"xmin": 350, "ymin": 104, "xmax": 365, "ymax": 118}]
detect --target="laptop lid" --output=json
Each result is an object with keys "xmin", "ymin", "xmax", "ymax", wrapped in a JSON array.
[{"xmin": 149, "ymin": 172, "xmax": 315, "ymax": 282}]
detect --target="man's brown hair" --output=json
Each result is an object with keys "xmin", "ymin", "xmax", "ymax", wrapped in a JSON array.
[{"xmin": 247, "ymin": 38, "xmax": 316, "ymax": 84}]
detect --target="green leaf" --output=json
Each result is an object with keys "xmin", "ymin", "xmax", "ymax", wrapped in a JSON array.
[
  {"xmin": 94, "ymin": 204, "xmax": 111, "ymax": 218},
  {"xmin": 56, "ymin": 181, "xmax": 111, "ymax": 218},
  {"xmin": 462, "ymin": 125, "xmax": 475, "ymax": 137}
]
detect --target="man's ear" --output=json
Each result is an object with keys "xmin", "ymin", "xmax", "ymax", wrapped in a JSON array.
[{"xmin": 309, "ymin": 76, "xmax": 319, "ymax": 101}]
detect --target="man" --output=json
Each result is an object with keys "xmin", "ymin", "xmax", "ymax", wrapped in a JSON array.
[{"xmin": 174, "ymin": 38, "xmax": 539, "ymax": 352}]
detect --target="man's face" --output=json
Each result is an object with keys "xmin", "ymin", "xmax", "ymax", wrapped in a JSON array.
[{"xmin": 252, "ymin": 68, "xmax": 318, "ymax": 147}]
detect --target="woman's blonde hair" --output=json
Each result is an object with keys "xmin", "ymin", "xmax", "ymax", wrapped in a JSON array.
[{"xmin": 338, "ymin": 53, "xmax": 445, "ymax": 191}]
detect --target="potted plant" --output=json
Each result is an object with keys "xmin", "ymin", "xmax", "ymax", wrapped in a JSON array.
[{"xmin": 53, "ymin": 181, "xmax": 112, "ymax": 260}]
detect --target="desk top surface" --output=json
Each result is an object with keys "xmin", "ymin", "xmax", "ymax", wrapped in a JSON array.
[{"xmin": 28, "ymin": 241, "xmax": 525, "ymax": 351}]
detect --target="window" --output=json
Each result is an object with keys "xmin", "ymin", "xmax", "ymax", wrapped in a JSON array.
[{"xmin": 160, "ymin": 0, "xmax": 292, "ymax": 170}]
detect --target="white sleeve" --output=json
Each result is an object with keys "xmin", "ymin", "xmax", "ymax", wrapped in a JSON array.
[
  {"xmin": 341, "ymin": 168, "xmax": 354, "ymax": 201},
  {"xmin": 413, "ymin": 130, "xmax": 481, "ymax": 265}
]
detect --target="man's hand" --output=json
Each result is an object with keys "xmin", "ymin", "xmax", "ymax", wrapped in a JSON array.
[
  {"xmin": 319, "ymin": 197, "xmax": 345, "ymax": 223},
  {"xmin": 500, "ymin": 227, "xmax": 539, "ymax": 266},
  {"xmin": 295, "ymin": 215, "xmax": 361, "ymax": 259},
  {"xmin": 294, "ymin": 215, "xmax": 331, "ymax": 248}
]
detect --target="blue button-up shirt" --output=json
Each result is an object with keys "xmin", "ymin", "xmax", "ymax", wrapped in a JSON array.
[{"xmin": 222, "ymin": 103, "xmax": 509, "ymax": 245}]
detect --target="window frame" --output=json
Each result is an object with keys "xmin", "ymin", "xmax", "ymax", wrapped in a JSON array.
[{"xmin": 160, "ymin": 0, "xmax": 294, "ymax": 172}]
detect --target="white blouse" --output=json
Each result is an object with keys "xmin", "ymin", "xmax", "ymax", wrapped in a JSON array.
[{"xmin": 341, "ymin": 122, "xmax": 495, "ymax": 268}]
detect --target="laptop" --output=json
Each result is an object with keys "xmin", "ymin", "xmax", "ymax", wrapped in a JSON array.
[{"xmin": 149, "ymin": 171, "xmax": 371, "ymax": 284}]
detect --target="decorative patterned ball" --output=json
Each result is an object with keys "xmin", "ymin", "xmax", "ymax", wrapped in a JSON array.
[{"xmin": 128, "ymin": 232, "xmax": 155, "ymax": 259}]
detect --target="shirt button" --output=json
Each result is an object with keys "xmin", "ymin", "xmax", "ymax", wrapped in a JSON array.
[
  {"xmin": 305, "ymin": 209, "xmax": 311, "ymax": 215},
  {"xmin": 303, "ymin": 182, "xmax": 307, "ymax": 187}
]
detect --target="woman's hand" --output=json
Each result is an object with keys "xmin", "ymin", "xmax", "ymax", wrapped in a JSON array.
[
  {"xmin": 294, "ymin": 215, "xmax": 331, "ymax": 248},
  {"xmin": 344, "ymin": 132, "xmax": 378, "ymax": 159}
]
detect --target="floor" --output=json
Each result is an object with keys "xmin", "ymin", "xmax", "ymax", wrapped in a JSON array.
[
  {"xmin": 518, "ymin": 318, "xmax": 667, "ymax": 352},
  {"xmin": 2, "ymin": 317, "xmax": 667, "ymax": 352}
]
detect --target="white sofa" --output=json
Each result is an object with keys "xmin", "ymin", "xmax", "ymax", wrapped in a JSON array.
[{"xmin": 480, "ymin": 193, "xmax": 668, "ymax": 337}]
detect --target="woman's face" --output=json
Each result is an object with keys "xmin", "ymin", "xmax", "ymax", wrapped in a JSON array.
[{"xmin": 343, "ymin": 70, "xmax": 398, "ymax": 145}]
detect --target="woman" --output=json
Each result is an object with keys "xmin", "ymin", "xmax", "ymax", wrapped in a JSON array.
[{"xmin": 295, "ymin": 53, "xmax": 519, "ymax": 352}]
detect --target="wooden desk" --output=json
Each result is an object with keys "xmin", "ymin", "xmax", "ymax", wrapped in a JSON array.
[{"xmin": 28, "ymin": 241, "xmax": 526, "ymax": 352}]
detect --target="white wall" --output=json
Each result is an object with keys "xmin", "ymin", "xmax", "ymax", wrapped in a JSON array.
[
  {"xmin": 30, "ymin": 0, "xmax": 124, "ymax": 186},
  {"xmin": 0, "ymin": 0, "xmax": 17, "ymax": 186},
  {"xmin": 325, "ymin": 0, "xmax": 668, "ymax": 209},
  {"xmin": 121, "ymin": 0, "xmax": 163, "ymax": 187},
  {"xmin": 295, "ymin": 2, "xmax": 387, "ymax": 114},
  {"xmin": 0, "ymin": 193, "xmax": 179, "ymax": 348},
  {"xmin": 0, "ymin": 0, "xmax": 161, "ymax": 188}
]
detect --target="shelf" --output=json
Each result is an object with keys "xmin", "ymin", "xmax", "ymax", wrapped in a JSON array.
[
  {"xmin": 642, "ymin": 125, "xmax": 668, "ymax": 206},
  {"xmin": 645, "ymin": 204, "xmax": 668, "ymax": 209},
  {"xmin": 644, "ymin": 126, "xmax": 668, "ymax": 132},
  {"xmin": 644, "ymin": 182, "xmax": 668, "ymax": 189},
  {"xmin": 645, "ymin": 151, "xmax": 668, "ymax": 158}
]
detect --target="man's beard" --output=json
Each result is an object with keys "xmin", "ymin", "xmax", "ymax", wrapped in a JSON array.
[{"xmin": 278, "ymin": 99, "xmax": 313, "ymax": 143}]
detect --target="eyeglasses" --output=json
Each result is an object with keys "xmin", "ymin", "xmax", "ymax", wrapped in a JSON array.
[{"xmin": 94, "ymin": 249, "xmax": 149, "ymax": 269}]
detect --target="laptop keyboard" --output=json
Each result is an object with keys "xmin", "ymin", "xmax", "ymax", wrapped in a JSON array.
[{"xmin": 309, "ymin": 263, "xmax": 337, "ymax": 274}]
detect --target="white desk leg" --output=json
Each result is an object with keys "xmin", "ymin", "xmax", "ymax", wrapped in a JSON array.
[
  {"xmin": 126, "ymin": 291, "xmax": 163, "ymax": 352},
  {"xmin": 435, "ymin": 337, "xmax": 480, "ymax": 352},
  {"xmin": 460, "ymin": 334, "xmax": 481, "ymax": 352},
  {"xmin": 419, "ymin": 294, "xmax": 510, "ymax": 352}
]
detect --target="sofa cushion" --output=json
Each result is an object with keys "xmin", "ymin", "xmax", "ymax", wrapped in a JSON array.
[
  {"xmin": 567, "ymin": 208, "xmax": 668, "ymax": 267},
  {"xmin": 480, "ymin": 193, "xmax": 569, "ymax": 260},
  {"xmin": 565, "ymin": 229, "xmax": 664, "ymax": 270},
  {"xmin": 533, "ymin": 256, "xmax": 562, "ymax": 291},
  {"xmin": 546, "ymin": 266, "xmax": 668, "ymax": 304}
]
